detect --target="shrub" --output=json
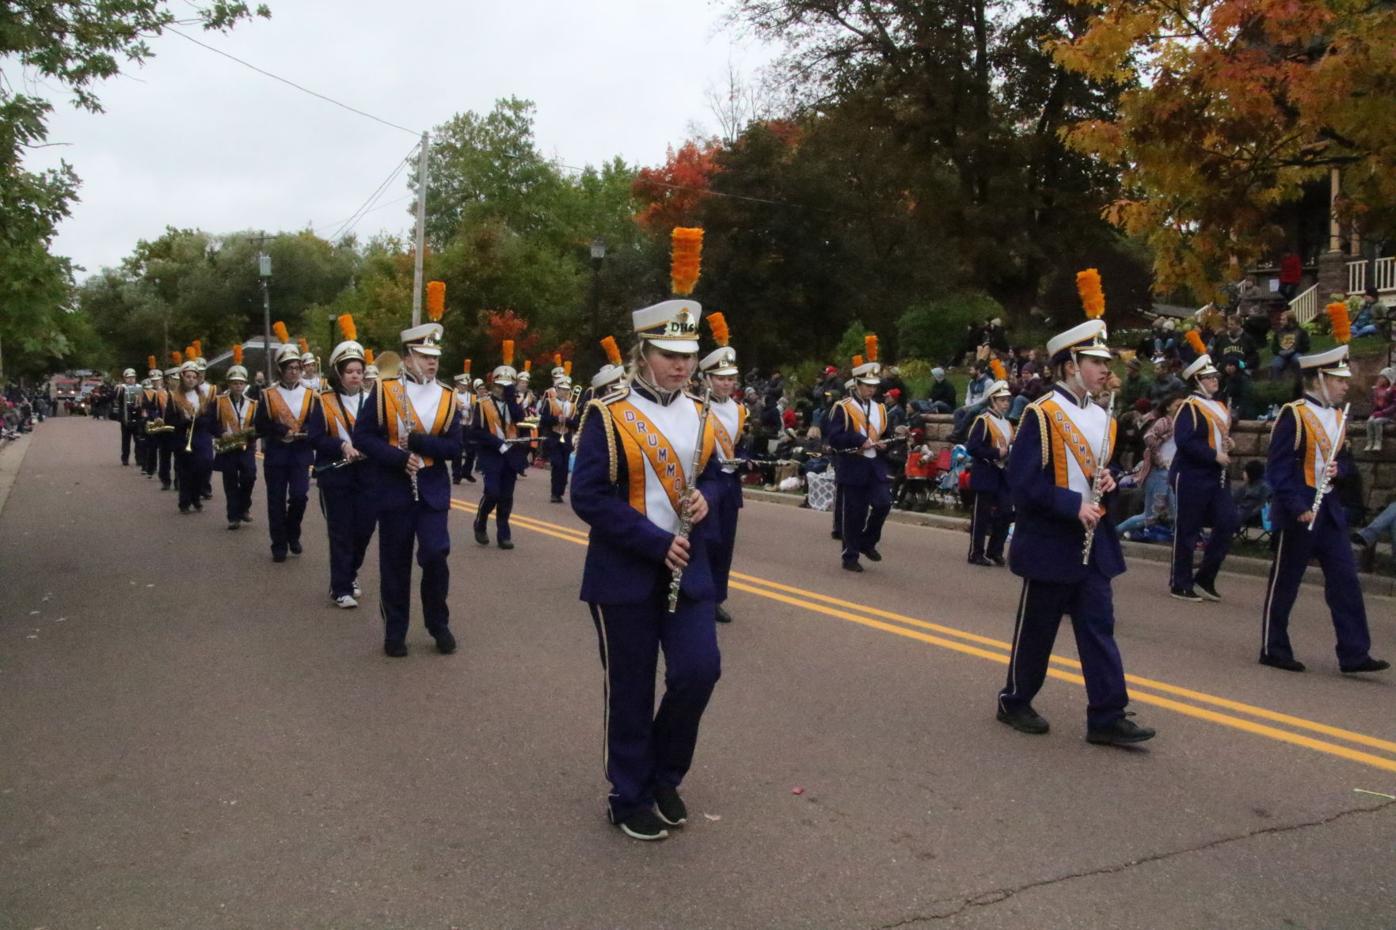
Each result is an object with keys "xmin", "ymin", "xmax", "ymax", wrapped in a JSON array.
[{"xmin": 897, "ymin": 291, "xmax": 1005, "ymax": 365}]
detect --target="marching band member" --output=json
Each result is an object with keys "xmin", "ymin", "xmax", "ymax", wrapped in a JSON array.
[
  {"xmin": 579, "ymin": 335, "xmax": 626, "ymax": 412},
  {"xmin": 353, "ymin": 311, "xmax": 463, "ymax": 657},
  {"xmin": 826, "ymin": 337, "xmax": 893, "ymax": 572},
  {"xmin": 995, "ymin": 314, "xmax": 1155, "ymax": 745},
  {"xmin": 965, "ymin": 379, "xmax": 1014, "ymax": 567},
  {"xmin": 212, "ymin": 358, "xmax": 257, "ymax": 530},
  {"xmin": 363, "ymin": 363, "xmax": 379, "ymax": 394},
  {"xmin": 570, "ymin": 294, "xmax": 723, "ymax": 842},
  {"xmin": 539, "ymin": 372, "xmax": 579, "ymax": 503},
  {"xmin": 830, "ymin": 376, "xmax": 856, "ymax": 542},
  {"xmin": 301, "ymin": 351, "xmax": 322, "ymax": 391},
  {"xmin": 1168, "ymin": 353, "xmax": 1239, "ymax": 602},
  {"xmin": 700, "ymin": 313, "xmax": 745, "ymax": 624},
  {"xmin": 469, "ymin": 343, "xmax": 528, "ymax": 549},
  {"xmin": 153, "ymin": 362, "xmax": 180, "ymax": 490},
  {"xmin": 138, "ymin": 360, "xmax": 163, "ymax": 480},
  {"xmin": 193, "ymin": 355, "xmax": 216, "ymax": 502},
  {"xmin": 309, "ymin": 317, "xmax": 376, "ymax": 609},
  {"xmin": 116, "ymin": 367, "xmax": 141, "ymax": 467},
  {"xmin": 451, "ymin": 362, "xmax": 476, "ymax": 485},
  {"xmin": 165, "ymin": 357, "xmax": 216, "ymax": 516},
  {"xmin": 1260, "ymin": 345, "xmax": 1388, "ymax": 674},
  {"xmin": 517, "ymin": 364, "xmax": 538, "ymax": 473},
  {"xmin": 253, "ymin": 327, "xmax": 320, "ymax": 563}
]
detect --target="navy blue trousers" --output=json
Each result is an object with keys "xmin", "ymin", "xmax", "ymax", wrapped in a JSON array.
[
  {"xmin": 319, "ymin": 483, "xmax": 376, "ymax": 598},
  {"xmin": 120, "ymin": 423, "xmax": 136, "ymax": 465},
  {"xmin": 157, "ymin": 437, "xmax": 172, "ymax": 486},
  {"xmin": 968, "ymin": 490, "xmax": 1012, "ymax": 561},
  {"xmin": 998, "ymin": 571, "xmax": 1129, "ymax": 729},
  {"xmin": 264, "ymin": 462, "xmax": 309, "ymax": 555},
  {"xmin": 377, "ymin": 502, "xmax": 450, "ymax": 645},
  {"xmin": 831, "ymin": 483, "xmax": 842, "ymax": 538},
  {"xmin": 547, "ymin": 435, "xmax": 573, "ymax": 499},
  {"xmin": 476, "ymin": 459, "xmax": 518, "ymax": 542},
  {"xmin": 220, "ymin": 454, "xmax": 256, "ymax": 523},
  {"xmin": 175, "ymin": 453, "xmax": 211, "ymax": 512},
  {"xmin": 1261, "ymin": 519, "xmax": 1372, "ymax": 668},
  {"xmin": 1170, "ymin": 473, "xmax": 1238, "ymax": 590},
  {"xmin": 710, "ymin": 476, "xmax": 741, "ymax": 604},
  {"xmin": 590, "ymin": 590, "xmax": 721, "ymax": 822},
  {"xmin": 838, "ymin": 481, "xmax": 891, "ymax": 564},
  {"xmin": 451, "ymin": 446, "xmax": 476, "ymax": 482}
]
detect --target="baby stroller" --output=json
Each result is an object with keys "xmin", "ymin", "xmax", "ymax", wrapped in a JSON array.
[
  {"xmin": 896, "ymin": 432, "xmax": 938, "ymax": 511},
  {"xmin": 933, "ymin": 444, "xmax": 971, "ymax": 508}
]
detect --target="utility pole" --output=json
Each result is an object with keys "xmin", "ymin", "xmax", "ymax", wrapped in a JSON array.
[
  {"xmin": 258, "ymin": 246, "xmax": 273, "ymax": 385},
  {"xmin": 411, "ymin": 131, "xmax": 429, "ymax": 326}
]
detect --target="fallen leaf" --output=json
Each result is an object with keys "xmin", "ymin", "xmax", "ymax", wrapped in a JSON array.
[
  {"xmin": 792, "ymin": 786, "xmax": 805, "ymax": 796},
  {"xmin": 703, "ymin": 813, "xmax": 721, "ymax": 821}
]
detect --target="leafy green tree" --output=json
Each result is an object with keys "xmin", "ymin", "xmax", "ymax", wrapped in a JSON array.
[{"xmin": 897, "ymin": 292, "xmax": 1004, "ymax": 365}]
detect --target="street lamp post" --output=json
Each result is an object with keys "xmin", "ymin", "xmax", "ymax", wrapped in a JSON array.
[{"xmin": 589, "ymin": 237, "xmax": 606, "ymax": 368}]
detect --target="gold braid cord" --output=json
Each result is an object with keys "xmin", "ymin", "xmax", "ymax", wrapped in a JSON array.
[
  {"xmin": 1028, "ymin": 399, "xmax": 1051, "ymax": 467},
  {"xmin": 577, "ymin": 398, "xmax": 619, "ymax": 486}
]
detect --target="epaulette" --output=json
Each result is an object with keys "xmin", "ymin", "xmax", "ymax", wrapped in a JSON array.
[
  {"xmin": 599, "ymin": 383, "xmax": 630, "ymax": 404},
  {"xmin": 1025, "ymin": 394, "xmax": 1052, "ymax": 467},
  {"xmin": 1279, "ymin": 399, "xmax": 1304, "ymax": 449}
]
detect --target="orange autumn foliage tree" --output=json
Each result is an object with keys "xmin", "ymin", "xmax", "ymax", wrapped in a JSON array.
[
  {"xmin": 481, "ymin": 309, "xmax": 539, "ymax": 360},
  {"xmin": 633, "ymin": 140, "xmax": 722, "ymax": 231},
  {"xmin": 1054, "ymin": 0, "xmax": 1396, "ymax": 301}
]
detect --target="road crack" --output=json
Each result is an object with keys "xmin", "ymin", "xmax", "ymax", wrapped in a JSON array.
[{"xmin": 875, "ymin": 799, "xmax": 1396, "ymax": 928}]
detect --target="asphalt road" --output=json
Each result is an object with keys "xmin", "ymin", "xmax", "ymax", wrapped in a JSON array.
[{"xmin": 2, "ymin": 417, "xmax": 1394, "ymax": 930}]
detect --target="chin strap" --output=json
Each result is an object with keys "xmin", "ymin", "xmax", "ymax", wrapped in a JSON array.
[
  {"xmin": 1317, "ymin": 371, "xmax": 1332, "ymax": 407},
  {"xmin": 1067, "ymin": 352, "xmax": 1091, "ymax": 406},
  {"xmin": 634, "ymin": 371, "xmax": 680, "ymax": 406}
]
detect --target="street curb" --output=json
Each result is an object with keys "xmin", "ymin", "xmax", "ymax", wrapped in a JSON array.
[
  {"xmin": 0, "ymin": 431, "xmax": 34, "ymax": 522},
  {"xmin": 743, "ymin": 487, "xmax": 1396, "ymax": 599}
]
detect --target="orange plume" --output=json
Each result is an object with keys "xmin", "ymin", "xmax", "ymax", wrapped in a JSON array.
[
  {"xmin": 1076, "ymin": 268, "xmax": 1106, "ymax": 320},
  {"xmin": 147, "ymin": 354, "xmax": 157, "ymax": 371},
  {"xmin": 564, "ymin": 360, "xmax": 573, "ymax": 376},
  {"xmin": 272, "ymin": 321, "xmax": 290, "ymax": 345},
  {"xmin": 600, "ymin": 336, "xmax": 622, "ymax": 366},
  {"xmin": 502, "ymin": 339, "xmax": 515, "ymax": 368},
  {"xmin": 364, "ymin": 348, "xmax": 375, "ymax": 365},
  {"xmin": 171, "ymin": 350, "xmax": 184, "ymax": 365},
  {"xmin": 297, "ymin": 337, "xmax": 309, "ymax": 356},
  {"xmin": 864, "ymin": 333, "xmax": 878, "ymax": 363},
  {"xmin": 990, "ymin": 357, "xmax": 1008, "ymax": 382},
  {"xmin": 1185, "ymin": 329, "xmax": 1207, "ymax": 356},
  {"xmin": 231, "ymin": 344, "xmax": 244, "ymax": 366},
  {"xmin": 191, "ymin": 339, "xmax": 202, "ymax": 359},
  {"xmin": 706, "ymin": 312, "xmax": 730, "ymax": 347},
  {"xmin": 184, "ymin": 345, "xmax": 195, "ymax": 362},
  {"xmin": 852, "ymin": 354, "xmax": 864, "ymax": 368},
  {"xmin": 670, "ymin": 227, "xmax": 704, "ymax": 296},
  {"xmin": 426, "ymin": 281, "xmax": 446, "ymax": 322},
  {"xmin": 337, "ymin": 314, "xmax": 357, "ymax": 343},
  {"xmin": 524, "ymin": 359, "xmax": 532, "ymax": 372},
  {"xmin": 463, "ymin": 358, "xmax": 472, "ymax": 374},
  {"xmin": 1327, "ymin": 301, "xmax": 1351, "ymax": 344},
  {"xmin": 553, "ymin": 352, "xmax": 562, "ymax": 366}
]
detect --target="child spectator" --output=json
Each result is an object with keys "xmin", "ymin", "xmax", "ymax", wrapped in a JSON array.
[
  {"xmin": 1365, "ymin": 367, "xmax": 1396, "ymax": 452},
  {"xmin": 1233, "ymin": 460, "xmax": 1271, "ymax": 530}
]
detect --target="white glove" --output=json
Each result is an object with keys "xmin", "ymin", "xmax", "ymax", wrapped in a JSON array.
[{"xmin": 499, "ymin": 443, "xmax": 509, "ymax": 454}]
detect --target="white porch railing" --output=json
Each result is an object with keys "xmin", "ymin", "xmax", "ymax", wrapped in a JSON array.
[
  {"xmin": 1290, "ymin": 283, "xmax": 1319, "ymax": 324},
  {"xmin": 1348, "ymin": 260, "xmax": 1366, "ymax": 294},
  {"xmin": 1344, "ymin": 257, "xmax": 1396, "ymax": 295}
]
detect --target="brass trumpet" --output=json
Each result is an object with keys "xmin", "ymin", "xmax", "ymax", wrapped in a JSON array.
[
  {"xmin": 214, "ymin": 428, "xmax": 255, "ymax": 454},
  {"xmin": 146, "ymin": 417, "xmax": 175, "ymax": 434}
]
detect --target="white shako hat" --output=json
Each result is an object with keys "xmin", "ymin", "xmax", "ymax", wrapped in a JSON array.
[
  {"xmin": 985, "ymin": 379, "xmax": 1011, "ymax": 400},
  {"xmin": 517, "ymin": 369, "xmax": 532, "ymax": 383},
  {"xmin": 226, "ymin": 365, "xmax": 249, "ymax": 383},
  {"xmin": 164, "ymin": 365, "xmax": 181, "ymax": 378},
  {"xmin": 633, "ymin": 299, "xmax": 702, "ymax": 354},
  {"xmin": 592, "ymin": 364, "xmax": 624, "ymax": 389},
  {"xmin": 274, "ymin": 343, "xmax": 301, "ymax": 367},
  {"xmin": 556, "ymin": 376, "xmax": 573, "ymax": 390},
  {"xmin": 399, "ymin": 322, "xmax": 443, "ymax": 357},
  {"xmin": 1182, "ymin": 353, "xmax": 1219, "ymax": 381},
  {"xmin": 453, "ymin": 372, "xmax": 471, "ymax": 385},
  {"xmin": 193, "ymin": 357, "xmax": 208, "ymax": 372},
  {"xmin": 179, "ymin": 359, "xmax": 200, "ymax": 374},
  {"xmin": 700, "ymin": 346, "xmax": 738, "ymax": 377},
  {"xmin": 1299, "ymin": 344, "xmax": 1351, "ymax": 378},
  {"xmin": 550, "ymin": 365, "xmax": 566, "ymax": 382},
  {"xmin": 472, "ymin": 378, "xmax": 485, "ymax": 390},
  {"xmin": 148, "ymin": 368, "xmax": 162, "ymax": 379},
  {"xmin": 1047, "ymin": 319, "xmax": 1111, "ymax": 364},
  {"xmin": 364, "ymin": 364, "xmax": 380, "ymax": 380},
  {"xmin": 492, "ymin": 365, "xmax": 518, "ymax": 386},
  {"xmin": 328, "ymin": 340, "xmax": 365, "ymax": 370},
  {"xmin": 122, "ymin": 367, "xmax": 137, "ymax": 378},
  {"xmin": 844, "ymin": 377, "xmax": 856, "ymax": 392},
  {"xmin": 852, "ymin": 361, "xmax": 881, "ymax": 385},
  {"xmin": 300, "ymin": 352, "xmax": 318, "ymax": 366}
]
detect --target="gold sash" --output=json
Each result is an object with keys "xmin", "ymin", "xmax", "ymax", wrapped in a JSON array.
[
  {"xmin": 1185, "ymin": 397, "xmax": 1230, "ymax": 450},
  {"xmin": 1295, "ymin": 404, "xmax": 1335, "ymax": 489},
  {"xmin": 264, "ymin": 387, "xmax": 315, "ymax": 432},
  {"xmin": 1038, "ymin": 397, "xmax": 1115, "ymax": 489},
  {"xmin": 839, "ymin": 398, "xmax": 884, "ymax": 443},
  {"xmin": 382, "ymin": 379, "xmax": 456, "ymax": 467},
  {"xmin": 610, "ymin": 399, "xmax": 715, "ymax": 515},
  {"xmin": 217, "ymin": 394, "xmax": 255, "ymax": 433}
]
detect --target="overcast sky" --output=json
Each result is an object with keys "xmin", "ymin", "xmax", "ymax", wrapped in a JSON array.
[{"xmin": 25, "ymin": 0, "xmax": 777, "ymax": 280}]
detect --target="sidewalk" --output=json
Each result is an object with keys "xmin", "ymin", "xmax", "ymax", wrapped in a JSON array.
[
  {"xmin": 0, "ymin": 430, "xmax": 33, "ymax": 519},
  {"xmin": 746, "ymin": 487, "xmax": 1396, "ymax": 599}
]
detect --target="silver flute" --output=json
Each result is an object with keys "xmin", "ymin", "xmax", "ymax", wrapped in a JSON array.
[
  {"xmin": 668, "ymin": 388, "xmax": 713, "ymax": 614},
  {"xmin": 1081, "ymin": 390, "xmax": 1116, "ymax": 565},
  {"xmin": 1307, "ymin": 402, "xmax": 1349, "ymax": 532}
]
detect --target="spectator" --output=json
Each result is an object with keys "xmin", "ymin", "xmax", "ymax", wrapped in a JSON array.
[
  {"xmin": 1152, "ymin": 319, "xmax": 1179, "ymax": 362},
  {"xmin": 984, "ymin": 318, "xmax": 1009, "ymax": 353},
  {"xmin": 1006, "ymin": 370, "xmax": 1044, "ymax": 423},
  {"xmin": 1277, "ymin": 253, "xmax": 1302, "ymax": 301},
  {"xmin": 1218, "ymin": 357, "xmax": 1256, "ymax": 419},
  {"xmin": 1353, "ymin": 288, "xmax": 1384, "ymax": 339},
  {"xmin": 1147, "ymin": 360, "xmax": 1187, "ymax": 403},
  {"xmin": 925, "ymin": 367, "xmax": 956, "ymax": 414},
  {"xmin": 885, "ymin": 388, "xmax": 907, "ymax": 432},
  {"xmin": 1269, "ymin": 310, "xmax": 1309, "ymax": 379},
  {"xmin": 1364, "ymin": 367, "xmax": 1396, "ymax": 452},
  {"xmin": 1233, "ymin": 460, "xmax": 1271, "ymax": 530},
  {"xmin": 1242, "ymin": 300, "xmax": 1273, "ymax": 343},
  {"xmin": 953, "ymin": 363, "xmax": 993, "ymax": 437},
  {"xmin": 1350, "ymin": 501, "xmax": 1396, "ymax": 571},
  {"xmin": 1121, "ymin": 357, "xmax": 1149, "ymax": 410},
  {"xmin": 1116, "ymin": 396, "xmax": 1153, "ymax": 470},
  {"xmin": 1209, "ymin": 314, "xmax": 1260, "ymax": 373},
  {"xmin": 878, "ymin": 366, "xmax": 908, "ymax": 405},
  {"xmin": 1117, "ymin": 394, "xmax": 1184, "ymax": 539}
]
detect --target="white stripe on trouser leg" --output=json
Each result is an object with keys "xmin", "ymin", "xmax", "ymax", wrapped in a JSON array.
[
  {"xmin": 968, "ymin": 495, "xmax": 979, "ymax": 558},
  {"xmin": 1261, "ymin": 529, "xmax": 1286, "ymax": 655},
  {"xmin": 596, "ymin": 605, "xmax": 612, "ymax": 781},
  {"xmin": 1171, "ymin": 472, "xmax": 1181, "ymax": 587},
  {"xmin": 1001, "ymin": 579, "xmax": 1031, "ymax": 711}
]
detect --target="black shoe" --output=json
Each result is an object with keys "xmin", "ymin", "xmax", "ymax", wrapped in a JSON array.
[
  {"xmin": 1350, "ymin": 531, "xmax": 1371, "ymax": 549},
  {"xmin": 433, "ymin": 629, "xmax": 457, "ymax": 655},
  {"xmin": 1259, "ymin": 653, "xmax": 1306, "ymax": 672},
  {"xmin": 272, "ymin": 551, "xmax": 287, "ymax": 563},
  {"xmin": 1195, "ymin": 581, "xmax": 1221, "ymax": 602},
  {"xmin": 465, "ymin": 475, "xmax": 476, "ymax": 483},
  {"xmin": 988, "ymin": 555, "xmax": 1006, "ymax": 566},
  {"xmin": 550, "ymin": 495, "xmax": 564, "ymax": 503},
  {"xmin": 474, "ymin": 525, "xmax": 490, "ymax": 546},
  {"xmin": 1341, "ymin": 658, "xmax": 1391, "ymax": 674},
  {"xmin": 241, "ymin": 513, "xmax": 253, "ymax": 523},
  {"xmin": 996, "ymin": 704, "xmax": 1050, "ymax": 735},
  {"xmin": 497, "ymin": 539, "xmax": 514, "ymax": 550},
  {"xmin": 227, "ymin": 522, "xmax": 240, "ymax": 531},
  {"xmin": 612, "ymin": 809, "xmax": 668, "ymax": 841},
  {"xmin": 1169, "ymin": 586, "xmax": 1203, "ymax": 602},
  {"xmin": 453, "ymin": 477, "xmax": 462, "ymax": 485},
  {"xmin": 861, "ymin": 547, "xmax": 882, "ymax": 562},
  {"xmin": 968, "ymin": 555, "xmax": 992, "ymax": 567},
  {"xmin": 1087, "ymin": 715, "xmax": 1156, "ymax": 745},
  {"xmin": 384, "ymin": 641, "xmax": 407, "ymax": 658},
  {"xmin": 201, "ymin": 492, "xmax": 214, "ymax": 501},
  {"xmin": 830, "ymin": 531, "xmax": 842, "ymax": 540},
  {"xmin": 841, "ymin": 560, "xmax": 864, "ymax": 573},
  {"xmin": 715, "ymin": 605, "xmax": 733, "ymax": 624},
  {"xmin": 654, "ymin": 786, "xmax": 687, "ymax": 827},
  {"xmin": 192, "ymin": 502, "xmax": 202, "ymax": 512},
  {"xmin": 288, "ymin": 541, "xmax": 302, "ymax": 556},
  {"xmin": 179, "ymin": 506, "xmax": 191, "ymax": 515},
  {"xmin": 160, "ymin": 483, "xmax": 171, "ymax": 491}
]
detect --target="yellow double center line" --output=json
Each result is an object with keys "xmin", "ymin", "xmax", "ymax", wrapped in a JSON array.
[{"xmin": 452, "ymin": 496, "xmax": 1396, "ymax": 774}]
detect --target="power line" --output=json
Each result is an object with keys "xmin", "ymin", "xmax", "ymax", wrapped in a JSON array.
[
  {"xmin": 324, "ymin": 145, "xmax": 417, "ymax": 241},
  {"xmin": 165, "ymin": 27, "xmax": 420, "ymax": 138}
]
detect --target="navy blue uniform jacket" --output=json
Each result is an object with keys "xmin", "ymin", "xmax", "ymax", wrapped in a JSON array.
[
  {"xmin": 1266, "ymin": 399, "xmax": 1354, "ymax": 530},
  {"xmin": 825, "ymin": 400, "xmax": 890, "ymax": 487},
  {"xmin": 352, "ymin": 380, "xmax": 463, "ymax": 512},
  {"xmin": 966, "ymin": 413, "xmax": 1009, "ymax": 494}
]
